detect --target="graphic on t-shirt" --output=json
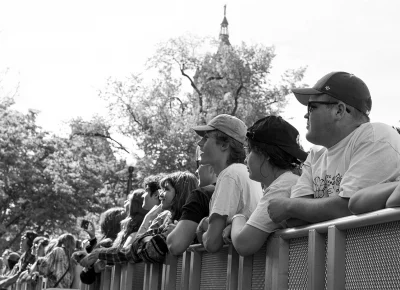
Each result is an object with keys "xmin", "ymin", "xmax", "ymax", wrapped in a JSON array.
[{"xmin": 313, "ymin": 174, "xmax": 342, "ymax": 198}]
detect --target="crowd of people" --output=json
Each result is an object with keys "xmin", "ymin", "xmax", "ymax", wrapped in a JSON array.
[{"xmin": 2, "ymin": 71, "xmax": 400, "ymax": 289}]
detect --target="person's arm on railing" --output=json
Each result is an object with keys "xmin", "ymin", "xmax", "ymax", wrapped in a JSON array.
[
  {"xmin": 348, "ymin": 182, "xmax": 398, "ymax": 214},
  {"xmin": 386, "ymin": 182, "xmax": 400, "ymax": 207},
  {"xmin": 200, "ymin": 213, "xmax": 227, "ymax": 253},
  {"xmin": 167, "ymin": 220, "xmax": 197, "ymax": 256},
  {"xmin": 268, "ymin": 195, "xmax": 352, "ymax": 224},
  {"xmin": 230, "ymin": 214, "xmax": 269, "ymax": 257}
]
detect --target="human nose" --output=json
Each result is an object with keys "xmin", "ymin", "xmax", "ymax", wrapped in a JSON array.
[
  {"xmin": 244, "ymin": 155, "xmax": 248, "ymax": 165},
  {"xmin": 304, "ymin": 111, "xmax": 309, "ymax": 119}
]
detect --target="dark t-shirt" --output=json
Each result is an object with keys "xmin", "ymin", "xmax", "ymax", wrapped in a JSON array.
[{"xmin": 180, "ymin": 184, "xmax": 215, "ymax": 223}]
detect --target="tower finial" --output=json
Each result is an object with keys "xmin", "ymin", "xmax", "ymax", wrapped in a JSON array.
[{"xmin": 219, "ymin": 4, "xmax": 230, "ymax": 46}]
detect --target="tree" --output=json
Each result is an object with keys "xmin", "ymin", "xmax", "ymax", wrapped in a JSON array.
[
  {"xmin": 100, "ymin": 34, "xmax": 306, "ymax": 177},
  {"xmin": 0, "ymin": 100, "xmax": 127, "ymax": 251}
]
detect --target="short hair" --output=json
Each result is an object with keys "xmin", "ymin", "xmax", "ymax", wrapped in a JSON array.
[
  {"xmin": 22, "ymin": 231, "xmax": 38, "ymax": 249},
  {"xmin": 143, "ymin": 174, "xmax": 164, "ymax": 196},
  {"xmin": 210, "ymin": 130, "xmax": 246, "ymax": 165},
  {"xmin": 99, "ymin": 207, "xmax": 125, "ymax": 240},
  {"xmin": 160, "ymin": 171, "xmax": 198, "ymax": 221}
]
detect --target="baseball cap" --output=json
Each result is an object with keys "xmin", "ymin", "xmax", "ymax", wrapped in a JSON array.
[
  {"xmin": 247, "ymin": 116, "xmax": 308, "ymax": 162},
  {"xmin": 292, "ymin": 72, "xmax": 372, "ymax": 116},
  {"xmin": 192, "ymin": 114, "xmax": 247, "ymax": 144}
]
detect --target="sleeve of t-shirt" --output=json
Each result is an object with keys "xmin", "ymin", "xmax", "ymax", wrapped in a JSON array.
[
  {"xmin": 180, "ymin": 189, "xmax": 210, "ymax": 224},
  {"xmin": 291, "ymin": 148, "xmax": 318, "ymax": 198},
  {"xmin": 339, "ymin": 135, "xmax": 400, "ymax": 198},
  {"xmin": 248, "ymin": 175, "xmax": 296, "ymax": 232},
  {"xmin": 210, "ymin": 175, "xmax": 240, "ymax": 217}
]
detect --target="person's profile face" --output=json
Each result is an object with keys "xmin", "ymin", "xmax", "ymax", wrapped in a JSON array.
[
  {"xmin": 142, "ymin": 185, "xmax": 160, "ymax": 210},
  {"xmin": 197, "ymin": 131, "xmax": 221, "ymax": 166},
  {"xmin": 159, "ymin": 181, "xmax": 176, "ymax": 210}
]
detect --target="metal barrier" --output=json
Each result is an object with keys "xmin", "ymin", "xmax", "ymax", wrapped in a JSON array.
[{"xmin": 16, "ymin": 208, "xmax": 400, "ymax": 289}]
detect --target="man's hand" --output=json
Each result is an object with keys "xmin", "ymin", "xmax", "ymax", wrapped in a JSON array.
[
  {"xmin": 196, "ymin": 217, "xmax": 209, "ymax": 244},
  {"xmin": 267, "ymin": 196, "xmax": 291, "ymax": 223},
  {"xmin": 79, "ymin": 250, "xmax": 100, "ymax": 268}
]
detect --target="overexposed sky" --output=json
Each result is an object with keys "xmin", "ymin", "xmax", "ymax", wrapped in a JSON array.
[{"xmin": 1, "ymin": 0, "xmax": 399, "ymax": 152}]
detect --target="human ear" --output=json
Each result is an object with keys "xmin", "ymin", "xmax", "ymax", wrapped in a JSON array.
[
  {"xmin": 335, "ymin": 103, "xmax": 347, "ymax": 119},
  {"xmin": 219, "ymin": 141, "xmax": 229, "ymax": 152}
]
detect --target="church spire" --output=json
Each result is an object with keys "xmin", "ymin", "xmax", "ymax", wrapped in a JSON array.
[{"xmin": 219, "ymin": 5, "xmax": 230, "ymax": 45}]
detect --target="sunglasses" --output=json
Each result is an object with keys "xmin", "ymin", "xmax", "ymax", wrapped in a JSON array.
[{"xmin": 307, "ymin": 101, "xmax": 351, "ymax": 115}]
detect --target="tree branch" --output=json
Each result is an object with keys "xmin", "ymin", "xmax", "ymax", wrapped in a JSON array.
[
  {"xmin": 231, "ymin": 84, "xmax": 243, "ymax": 116},
  {"xmin": 179, "ymin": 64, "xmax": 203, "ymax": 113},
  {"xmin": 73, "ymin": 132, "xmax": 130, "ymax": 154}
]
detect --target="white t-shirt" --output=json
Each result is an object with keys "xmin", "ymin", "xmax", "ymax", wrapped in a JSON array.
[
  {"xmin": 247, "ymin": 171, "xmax": 299, "ymax": 233},
  {"xmin": 209, "ymin": 163, "xmax": 263, "ymax": 219},
  {"xmin": 291, "ymin": 122, "xmax": 400, "ymax": 199}
]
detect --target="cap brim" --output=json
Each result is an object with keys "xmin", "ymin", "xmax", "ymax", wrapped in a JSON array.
[
  {"xmin": 280, "ymin": 145, "xmax": 308, "ymax": 162},
  {"xmin": 192, "ymin": 125, "xmax": 215, "ymax": 137},
  {"xmin": 291, "ymin": 88, "xmax": 323, "ymax": 106}
]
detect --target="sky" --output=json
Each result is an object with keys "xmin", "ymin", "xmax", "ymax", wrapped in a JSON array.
[{"xmin": 1, "ymin": 0, "xmax": 399, "ymax": 154}]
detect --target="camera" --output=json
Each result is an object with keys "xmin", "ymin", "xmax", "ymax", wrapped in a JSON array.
[{"xmin": 80, "ymin": 219, "xmax": 89, "ymax": 230}]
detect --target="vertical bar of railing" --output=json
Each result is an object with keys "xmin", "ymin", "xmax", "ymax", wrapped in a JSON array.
[
  {"xmin": 238, "ymin": 255, "xmax": 253, "ymax": 290},
  {"xmin": 162, "ymin": 254, "xmax": 178, "ymax": 290},
  {"xmin": 326, "ymin": 225, "xmax": 346, "ymax": 290},
  {"xmin": 124, "ymin": 263, "xmax": 135, "ymax": 290},
  {"xmin": 188, "ymin": 251, "xmax": 201, "ymax": 290},
  {"xmin": 100, "ymin": 266, "xmax": 112, "ymax": 290},
  {"xmin": 144, "ymin": 263, "xmax": 162, "ymax": 290},
  {"xmin": 110, "ymin": 265, "xmax": 121, "ymax": 290},
  {"xmin": 308, "ymin": 229, "xmax": 326, "ymax": 290},
  {"xmin": 119, "ymin": 264, "xmax": 128, "ymax": 288},
  {"xmin": 143, "ymin": 263, "xmax": 150, "ymax": 290},
  {"xmin": 226, "ymin": 245, "xmax": 239, "ymax": 290},
  {"xmin": 180, "ymin": 251, "xmax": 191, "ymax": 290},
  {"xmin": 266, "ymin": 236, "xmax": 289, "ymax": 290}
]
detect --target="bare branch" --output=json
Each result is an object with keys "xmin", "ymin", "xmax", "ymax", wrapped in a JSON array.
[
  {"xmin": 231, "ymin": 84, "xmax": 243, "ymax": 116},
  {"xmin": 73, "ymin": 132, "xmax": 130, "ymax": 154}
]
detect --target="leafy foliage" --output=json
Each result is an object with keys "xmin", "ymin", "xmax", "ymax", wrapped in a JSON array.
[
  {"xmin": 0, "ymin": 100, "xmax": 127, "ymax": 252},
  {"xmin": 100, "ymin": 34, "xmax": 306, "ymax": 177}
]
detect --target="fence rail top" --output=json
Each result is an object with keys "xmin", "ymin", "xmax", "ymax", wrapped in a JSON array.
[{"xmin": 275, "ymin": 208, "xmax": 400, "ymax": 240}]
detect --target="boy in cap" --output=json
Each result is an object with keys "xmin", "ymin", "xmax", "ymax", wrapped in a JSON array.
[
  {"xmin": 267, "ymin": 72, "xmax": 400, "ymax": 225},
  {"xmin": 193, "ymin": 114, "xmax": 262, "ymax": 253}
]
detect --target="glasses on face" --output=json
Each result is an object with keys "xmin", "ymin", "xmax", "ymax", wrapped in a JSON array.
[{"xmin": 307, "ymin": 101, "xmax": 351, "ymax": 115}]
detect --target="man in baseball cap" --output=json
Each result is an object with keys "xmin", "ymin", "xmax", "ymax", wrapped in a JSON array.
[
  {"xmin": 266, "ymin": 72, "xmax": 400, "ymax": 226},
  {"xmin": 192, "ymin": 114, "xmax": 262, "ymax": 253}
]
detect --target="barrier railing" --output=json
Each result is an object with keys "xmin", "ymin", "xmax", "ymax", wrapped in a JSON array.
[{"xmin": 15, "ymin": 208, "xmax": 400, "ymax": 289}]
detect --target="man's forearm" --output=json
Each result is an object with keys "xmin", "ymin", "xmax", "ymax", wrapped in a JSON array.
[
  {"xmin": 202, "ymin": 230, "xmax": 224, "ymax": 253},
  {"xmin": 288, "ymin": 196, "xmax": 352, "ymax": 223}
]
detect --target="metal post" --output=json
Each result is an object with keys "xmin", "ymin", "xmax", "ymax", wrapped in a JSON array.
[{"xmin": 127, "ymin": 166, "xmax": 134, "ymax": 196}]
